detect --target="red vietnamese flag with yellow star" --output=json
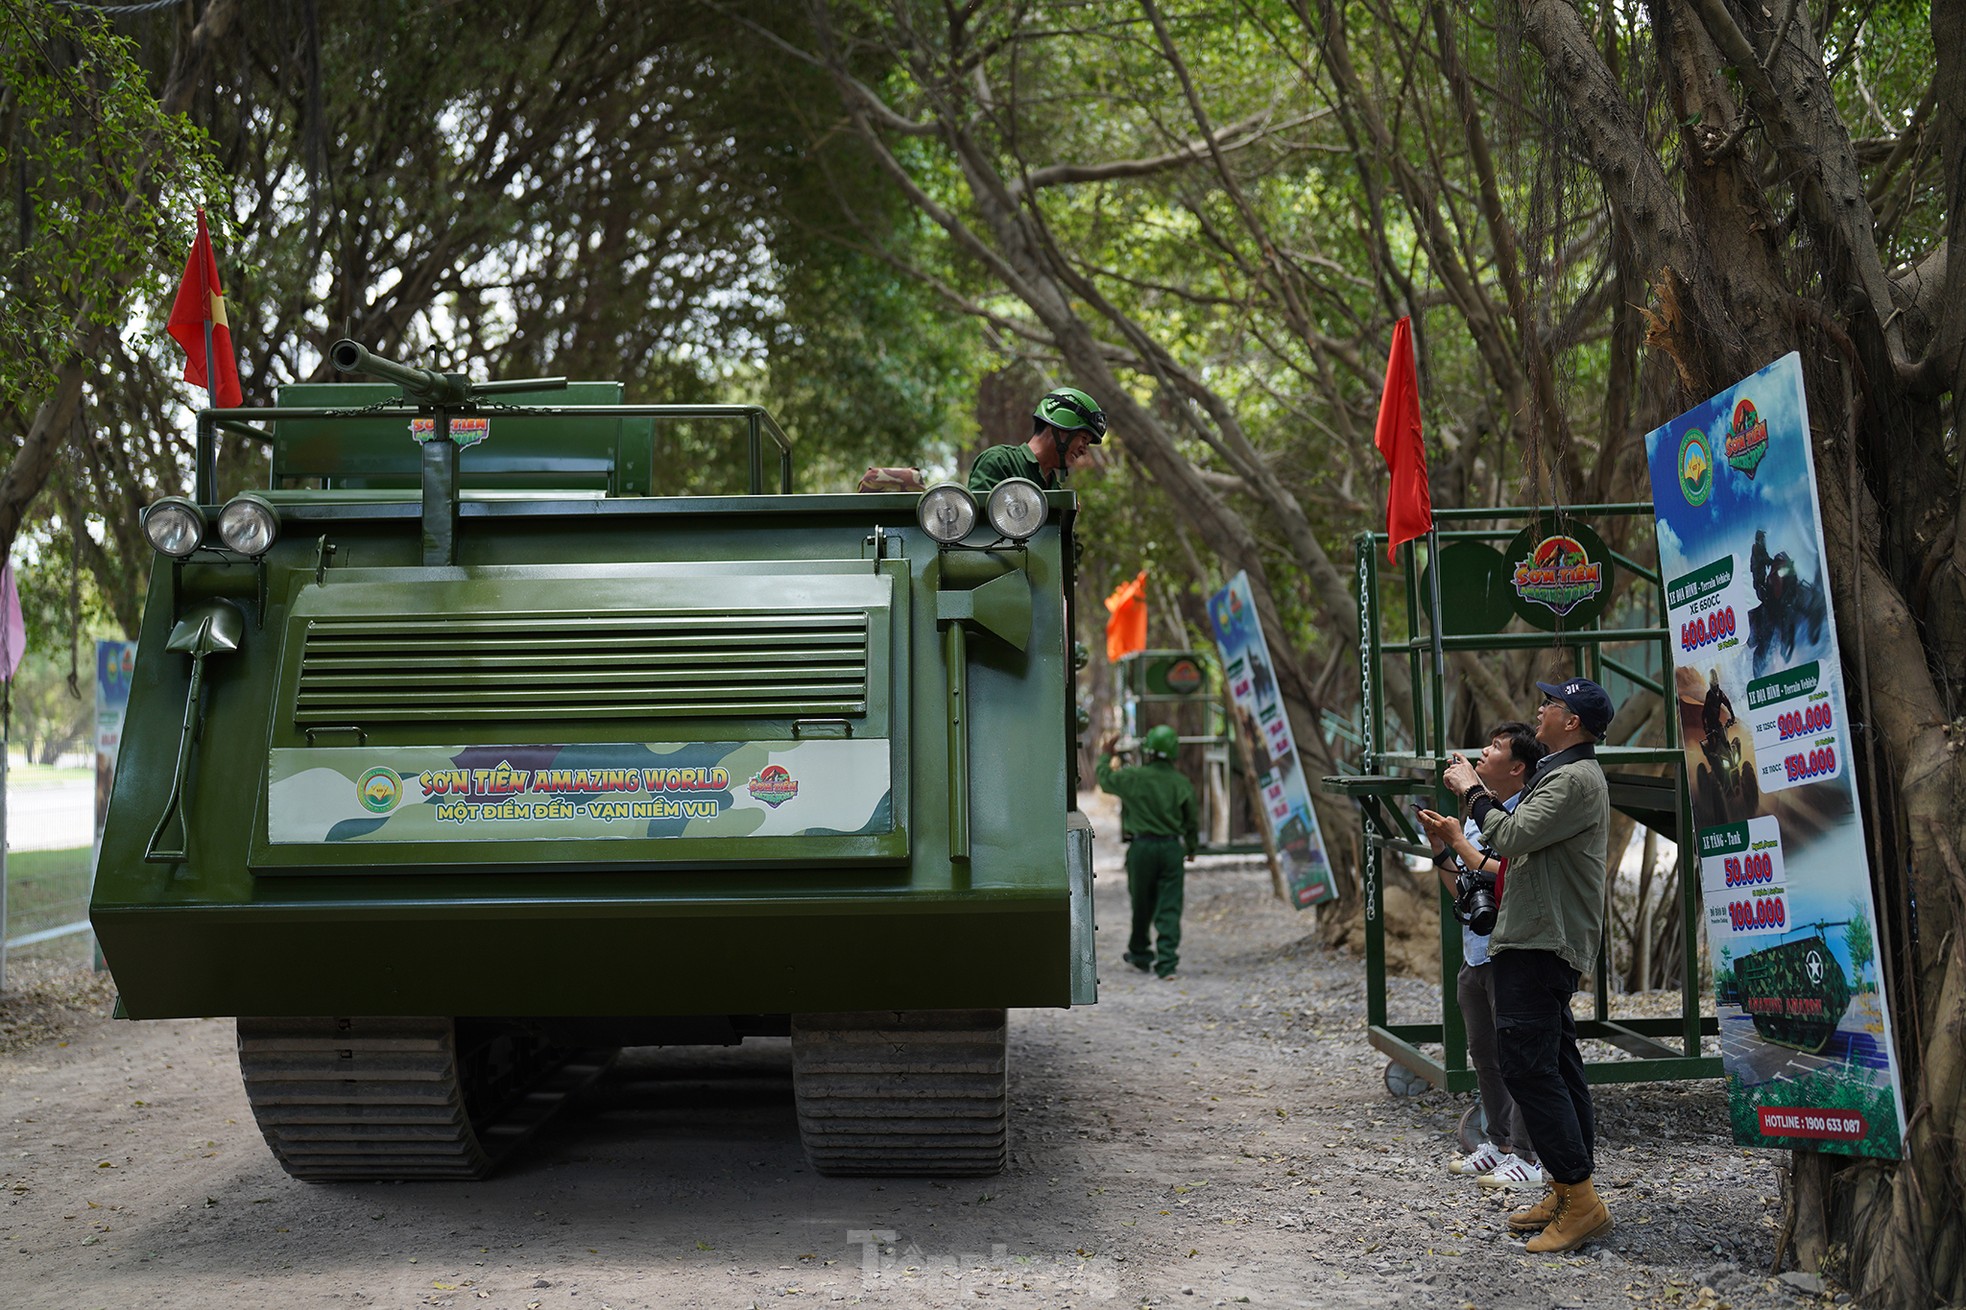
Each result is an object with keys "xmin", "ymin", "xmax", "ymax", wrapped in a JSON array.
[{"xmin": 166, "ymin": 208, "xmax": 243, "ymax": 408}]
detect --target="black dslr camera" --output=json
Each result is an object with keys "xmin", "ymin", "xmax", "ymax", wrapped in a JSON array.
[{"xmin": 1453, "ymin": 862, "xmax": 1498, "ymax": 937}]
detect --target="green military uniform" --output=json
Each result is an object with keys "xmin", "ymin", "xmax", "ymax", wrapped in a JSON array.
[
  {"xmin": 967, "ymin": 443, "xmax": 1057, "ymax": 495},
  {"xmin": 1096, "ymin": 751, "xmax": 1198, "ymax": 979}
]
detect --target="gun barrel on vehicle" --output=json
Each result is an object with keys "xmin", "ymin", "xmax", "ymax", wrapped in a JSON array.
[{"xmin": 329, "ymin": 338, "xmax": 472, "ymax": 405}]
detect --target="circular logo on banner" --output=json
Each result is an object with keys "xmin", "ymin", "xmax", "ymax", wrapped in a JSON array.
[
  {"xmin": 1503, "ymin": 518, "xmax": 1616, "ymax": 630},
  {"xmin": 1162, "ymin": 657, "xmax": 1204, "ymax": 695},
  {"xmin": 747, "ymin": 764, "xmax": 799, "ymax": 808},
  {"xmin": 357, "ymin": 767, "xmax": 402, "ymax": 814},
  {"xmin": 1725, "ymin": 397, "xmax": 1769, "ymax": 478},
  {"xmin": 1678, "ymin": 428, "xmax": 1714, "ymax": 506}
]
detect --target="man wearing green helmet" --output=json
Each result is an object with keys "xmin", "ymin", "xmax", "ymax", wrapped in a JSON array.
[
  {"xmin": 967, "ymin": 387, "xmax": 1107, "ymax": 494},
  {"xmin": 1096, "ymin": 723, "xmax": 1199, "ymax": 981}
]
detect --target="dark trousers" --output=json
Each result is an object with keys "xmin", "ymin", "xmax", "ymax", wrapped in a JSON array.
[
  {"xmin": 1491, "ymin": 947, "xmax": 1594, "ymax": 1184},
  {"xmin": 1457, "ymin": 963, "xmax": 1535, "ymax": 1162},
  {"xmin": 1124, "ymin": 838, "xmax": 1185, "ymax": 978}
]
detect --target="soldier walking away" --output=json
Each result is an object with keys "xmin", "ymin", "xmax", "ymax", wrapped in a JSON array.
[
  {"xmin": 968, "ymin": 388, "xmax": 1106, "ymax": 494},
  {"xmin": 1097, "ymin": 725, "xmax": 1198, "ymax": 981}
]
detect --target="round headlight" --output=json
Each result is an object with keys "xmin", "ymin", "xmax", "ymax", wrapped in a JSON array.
[
  {"xmin": 917, "ymin": 483, "xmax": 978, "ymax": 544},
  {"xmin": 985, "ymin": 477, "xmax": 1045, "ymax": 541},
  {"xmin": 143, "ymin": 497, "xmax": 207, "ymax": 558},
  {"xmin": 217, "ymin": 493, "xmax": 280, "ymax": 556}
]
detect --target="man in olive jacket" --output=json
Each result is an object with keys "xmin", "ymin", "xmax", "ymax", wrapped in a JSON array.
[{"xmin": 1442, "ymin": 676, "xmax": 1615, "ymax": 1254}]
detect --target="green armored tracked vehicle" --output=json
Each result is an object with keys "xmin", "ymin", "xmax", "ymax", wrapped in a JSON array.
[
  {"xmin": 1733, "ymin": 930, "xmax": 1851, "ymax": 1053},
  {"xmin": 91, "ymin": 342, "xmax": 1096, "ymax": 1181}
]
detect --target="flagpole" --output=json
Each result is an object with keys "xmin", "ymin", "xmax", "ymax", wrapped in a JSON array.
[
  {"xmin": 1425, "ymin": 524, "xmax": 1447, "ymax": 763},
  {"xmin": 198, "ymin": 208, "xmax": 217, "ymax": 426}
]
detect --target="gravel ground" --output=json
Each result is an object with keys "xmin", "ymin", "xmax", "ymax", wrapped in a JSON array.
[{"xmin": 0, "ymin": 809, "xmax": 1836, "ymax": 1309}]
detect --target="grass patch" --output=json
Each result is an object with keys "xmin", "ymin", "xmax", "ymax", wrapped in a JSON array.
[
  {"xmin": 5, "ymin": 844, "xmax": 94, "ymax": 937},
  {"xmin": 5, "ymin": 762, "xmax": 93, "ymax": 787}
]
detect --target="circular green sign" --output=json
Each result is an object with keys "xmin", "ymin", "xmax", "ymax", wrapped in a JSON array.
[{"xmin": 1502, "ymin": 516, "xmax": 1617, "ymax": 630}]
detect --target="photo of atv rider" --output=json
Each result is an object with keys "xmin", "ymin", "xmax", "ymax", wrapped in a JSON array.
[
  {"xmin": 1747, "ymin": 528, "xmax": 1828, "ymax": 676},
  {"xmin": 1247, "ymin": 648, "xmax": 1276, "ymax": 704},
  {"xmin": 1696, "ymin": 667, "xmax": 1759, "ymax": 824}
]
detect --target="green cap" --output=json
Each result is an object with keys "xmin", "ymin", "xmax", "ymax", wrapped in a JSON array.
[{"xmin": 1143, "ymin": 724, "xmax": 1179, "ymax": 759}]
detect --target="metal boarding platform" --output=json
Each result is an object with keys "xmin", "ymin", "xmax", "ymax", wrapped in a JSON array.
[{"xmin": 1320, "ymin": 504, "xmax": 1720, "ymax": 1113}]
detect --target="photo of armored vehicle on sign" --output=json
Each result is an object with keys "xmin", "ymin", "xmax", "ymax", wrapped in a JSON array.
[
  {"xmin": 91, "ymin": 343, "xmax": 1096, "ymax": 1181},
  {"xmin": 1733, "ymin": 930, "xmax": 1852, "ymax": 1053}
]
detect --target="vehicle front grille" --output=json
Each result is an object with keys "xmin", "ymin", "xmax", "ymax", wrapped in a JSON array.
[{"xmin": 293, "ymin": 611, "xmax": 868, "ymax": 724}]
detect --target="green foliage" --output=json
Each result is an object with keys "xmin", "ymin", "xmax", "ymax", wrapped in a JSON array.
[
  {"xmin": 1845, "ymin": 900, "xmax": 1876, "ymax": 991},
  {"xmin": 0, "ymin": 2, "xmax": 225, "ymax": 411},
  {"xmin": 1, "ymin": 845, "xmax": 94, "ymax": 941},
  {"xmin": 5, "ymin": 648, "xmax": 92, "ymax": 764},
  {"xmin": 759, "ymin": 247, "xmax": 988, "ymax": 491}
]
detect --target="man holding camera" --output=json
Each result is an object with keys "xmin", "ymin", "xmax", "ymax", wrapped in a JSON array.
[
  {"xmin": 1418, "ymin": 721, "xmax": 1544, "ymax": 1193},
  {"xmin": 1438, "ymin": 677, "xmax": 1615, "ymax": 1253}
]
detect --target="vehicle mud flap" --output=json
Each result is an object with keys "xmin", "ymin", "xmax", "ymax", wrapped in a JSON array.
[
  {"xmin": 790, "ymin": 1009, "xmax": 1008, "ymax": 1177},
  {"xmin": 235, "ymin": 1017, "xmax": 614, "ymax": 1182},
  {"xmin": 1068, "ymin": 811, "xmax": 1097, "ymax": 1005}
]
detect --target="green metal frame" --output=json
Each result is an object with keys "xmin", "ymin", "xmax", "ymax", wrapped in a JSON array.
[
  {"xmin": 1321, "ymin": 503, "xmax": 1720, "ymax": 1093},
  {"xmin": 1110, "ymin": 650, "xmax": 1261, "ymax": 856}
]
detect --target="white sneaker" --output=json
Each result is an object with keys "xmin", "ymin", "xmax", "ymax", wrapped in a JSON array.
[
  {"xmin": 1448, "ymin": 1141, "xmax": 1508, "ymax": 1176},
  {"xmin": 1477, "ymin": 1154, "xmax": 1546, "ymax": 1190}
]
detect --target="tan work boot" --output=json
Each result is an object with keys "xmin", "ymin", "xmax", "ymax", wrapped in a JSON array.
[
  {"xmin": 1524, "ymin": 1178, "xmax": 1613, "ymax": 1253},
  {"xmin": 1507, "ymin": 1186, "xmax": 1560, "ymax": 1232}
]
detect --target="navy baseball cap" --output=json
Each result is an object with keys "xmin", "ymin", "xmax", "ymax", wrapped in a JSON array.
[{"xmin": 1535, "ymin": 677, "xmax": 1614, "ymax": 739}]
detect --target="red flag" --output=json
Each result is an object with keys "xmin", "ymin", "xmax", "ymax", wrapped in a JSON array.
[
  {"xmin": 166, "ymin": 208, "xmax": 244, "ymax": 408},
  {"xmin": 1104, "ymin": 570, "xmax": 1148, "ymax": 663},
  {"xmin": 1373, "ymin": 316, "xmax": 1431, "ymax": 562}
]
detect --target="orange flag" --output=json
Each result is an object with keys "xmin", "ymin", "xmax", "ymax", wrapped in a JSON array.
[
  {"xmin": 166, "ymin": 208, "xmax": 244, "ymax": 408},
  {"xmin": 1373, "ymin": 316, "xmax": 1431, "ymax": 562},
  {"xmin": 1105, "ymin": 571, "xmax": 1148, "ymax": 662}
]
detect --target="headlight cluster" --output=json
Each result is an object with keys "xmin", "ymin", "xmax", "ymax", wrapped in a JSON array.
[
  {"xmin": 143, "ymin": 493, "xmax": 281, "ymax": 558},
  {"xmin": 915, "ymin": 478, "xmax": 1047, "ymax": 546}
]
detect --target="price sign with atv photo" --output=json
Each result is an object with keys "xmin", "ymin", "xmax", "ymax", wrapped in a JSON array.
[{"xmin": 1645, "ymin": 352, "xmax": 1908, "ymax": 1160}]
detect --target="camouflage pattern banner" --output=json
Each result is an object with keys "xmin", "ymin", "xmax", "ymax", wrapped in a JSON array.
[
  {"xmin": 1207, "ymin": 571, "xmax": 1337, "ymax": 908},
  {"xmin": 1644, "ymin": 352, "xmax": 1906, "ymax": 1158},
  {"xmin": 267, "ymin": 740, "xmax": 892, "ymax": 844}
]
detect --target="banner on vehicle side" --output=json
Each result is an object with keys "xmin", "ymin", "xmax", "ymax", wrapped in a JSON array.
[
  {"xmin": 1207, "ymin": 571, "xmax": 1336, "ymax": 908},
  {"xmin": 1644, "ymin": 351, "xmax": 1905, "ymax": 1158},
  {"xmin": 267, "ymin": 739, "xmax": 891, "ymax": 844}
]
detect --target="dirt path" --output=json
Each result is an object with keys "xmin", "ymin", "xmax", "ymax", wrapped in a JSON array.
[{"xmin": 3, "ymin": 822, "xmax": 1824, "ymax": 1309}]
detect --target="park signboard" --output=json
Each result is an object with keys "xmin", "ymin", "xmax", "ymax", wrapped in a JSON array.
[
  {"xmin": 1206, "ymin": 571, "xmax": 1336, "ymax": 908},
  {"xmin": 1644, "ymin": 352, "xmax": 1906, "ymax": 1158},
  {"xmin": 95, "ymin": 640, "xmax": 137, "ymax": 839}
]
